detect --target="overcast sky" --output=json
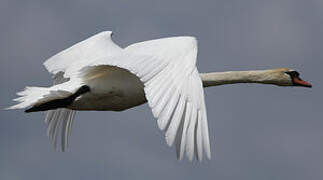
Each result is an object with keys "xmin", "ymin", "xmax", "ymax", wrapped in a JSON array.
[{"xmin": 1, "ymin": 0, "xmax": 323, "ymax": 179}]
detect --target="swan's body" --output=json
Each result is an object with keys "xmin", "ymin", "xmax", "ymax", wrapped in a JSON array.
[
  {"xmin": 71, "ymin": 65, "xmax": 146, "ymax": 111},
  {"xmin": 7, "ymin": 31, "xmax": 311, "ymax": 161}
]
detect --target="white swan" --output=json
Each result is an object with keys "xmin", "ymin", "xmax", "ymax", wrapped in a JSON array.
[{"xmin": 7, "ymin": 31, "xmax": 311, "ymax": 161}]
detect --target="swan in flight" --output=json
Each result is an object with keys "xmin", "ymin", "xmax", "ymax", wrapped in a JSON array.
[{"xmin": 7, "ymin": 31, "xmax": 312, "ymax": 161}]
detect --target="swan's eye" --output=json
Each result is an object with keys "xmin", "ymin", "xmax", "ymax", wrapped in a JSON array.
[{"xmin": 285, "ymin": 71, "xmax": 300, "ymax": 77}]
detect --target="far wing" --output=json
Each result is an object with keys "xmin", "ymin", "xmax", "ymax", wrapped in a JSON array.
[
  {"xmin": 80, "ymin": 36, "xmax": 211, "ymax": 161},
  {"xmin": 43, "ymin": 31, "xmax": 123, "ymax": 78}
]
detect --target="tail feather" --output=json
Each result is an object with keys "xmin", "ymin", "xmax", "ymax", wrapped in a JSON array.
[
  {"xmin": 6, "ymin": 86, "xmax": 72, "ymax": 111},
  {"xmin": 7, "ymin": 87, "xmax": 54, "ymax": 110}
]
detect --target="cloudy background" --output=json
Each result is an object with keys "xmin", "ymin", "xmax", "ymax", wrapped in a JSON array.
[{"xmin": 1, "ymin": 0, "xmax": 322, "ymax": 179}]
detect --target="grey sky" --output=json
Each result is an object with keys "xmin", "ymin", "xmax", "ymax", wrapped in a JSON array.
[{"xmin": 1, "ymin": 0, "xmax": 322, "ymax": 179}]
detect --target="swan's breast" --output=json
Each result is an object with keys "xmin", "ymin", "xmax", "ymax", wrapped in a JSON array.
[{"xmin": 70, "ymin": 66, "xmax": 147, "ymax": 111}]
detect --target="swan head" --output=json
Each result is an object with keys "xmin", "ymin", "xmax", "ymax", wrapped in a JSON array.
[{"xmin": 272, "ymin": 68, "xmax": 312, "ymax": 88}]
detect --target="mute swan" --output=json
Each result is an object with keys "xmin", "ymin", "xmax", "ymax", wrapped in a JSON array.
[{"xmin": 7, "ymin": 31, "xmax": 311, "ymax": 161}]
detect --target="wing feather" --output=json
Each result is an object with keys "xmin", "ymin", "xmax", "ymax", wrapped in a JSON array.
[
  {"xmin": 196, "ymin": 110, "xmax": 203, "ymax": 161},
  {"xmin": 179, "ymin": 102, "xmax": 192, "ymax": 160},
  {"xmin": 165, "ymin": 95, "xmax": 186, "ymax": 146},
  {"xmin": 157, "ymin": 89, "xmax": 180, "ymax": 130},
  {"xmin": 186, "ymin": 107, "xmax": 197, "ymax": 161}
]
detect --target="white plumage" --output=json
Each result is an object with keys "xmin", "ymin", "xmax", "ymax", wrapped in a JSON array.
[{"xmin": 8, "ymin": 31, "xmax": 211, "ymax": 161}]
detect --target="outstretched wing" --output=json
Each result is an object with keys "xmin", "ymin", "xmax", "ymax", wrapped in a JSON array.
[
  {"xmin": 126, "ymin": 37, "xmax": 210, "ymax": 161},
  {"xmin": 78, "ymin": 35, "xmax": 211, "ymax": 161},
  {"xmin": 43, "ymin": 31, "xmax": 123, "ymax": 151}
]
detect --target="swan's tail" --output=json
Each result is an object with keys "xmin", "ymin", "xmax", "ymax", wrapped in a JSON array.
[
  {"xmin": 7, "ymin": 86, "xmax": 65, "ymax": 110},
  {"xmin": 7, "ymin": 85, "xmax": 90, "ymax": 112},
  {"xmin": 6, "ymin": 85, "xmax": 90, "ymax": 112}
]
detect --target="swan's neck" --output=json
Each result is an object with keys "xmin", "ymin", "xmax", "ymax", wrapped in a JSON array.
[{"xmin": 200, "ymin": 69, "xmax": 290, "ymax": 87}]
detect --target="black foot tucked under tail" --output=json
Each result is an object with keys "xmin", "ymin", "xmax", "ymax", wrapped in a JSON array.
[{"xmin": 25, "ymin": 85, "xmax": 90, "ymax": 113}]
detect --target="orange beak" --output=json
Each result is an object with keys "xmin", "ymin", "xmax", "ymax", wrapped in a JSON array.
[{"xmin": 293, "ymin": 77, "xmax": 312, "ymax": 88}]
